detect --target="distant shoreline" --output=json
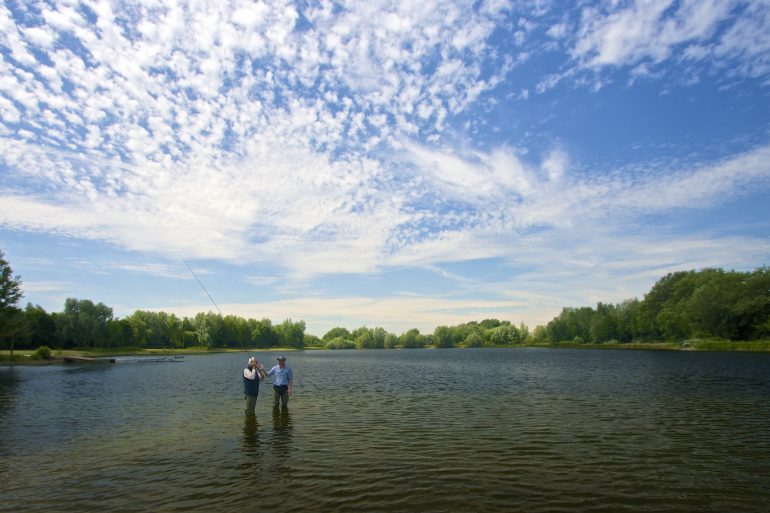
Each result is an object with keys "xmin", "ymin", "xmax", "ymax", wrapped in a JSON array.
[
  {"xmin": 3, "ymin": 340, "xmax": 770, "ymax": 366},
  {"xmin": 0, "ymin": 347, "xmax": 299, "ymax": 366}
]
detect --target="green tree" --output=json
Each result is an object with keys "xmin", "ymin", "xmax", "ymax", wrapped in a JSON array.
[
  {"xmin": 323, "ymin": 326, "xmax": 351, "ymax": 342},
  {"xmin": 384, "ymin": 332, "xmax": 399, "ymax": 348},
  {"xmin": 277, "ymin": 318, "xmax": 305, "ymax": 348},
  {"xmin": 354, "ymin": 327, "xmax": 375, "ymax": 349},
  {"xmin": 371, "ymin": 327, "xmax": 388, "ymax": 349},
  {"xmin": 464, "ymin": 331, "xmax": 483, "ymax": 347},
  {"xmin": 546, "ymin": 307, "xmax": 593, "ymax": 343},
  {"xmin": 518, "ymin": 322, "xmax": 530, "ymax": 343},
  {"xmin": 0, "ymin": 250, "xmax": 23, "ymax": 356},
  {"xmin": 58, "ymin": 298, "xmax": 113, "ymax": 348},
  {"xmin": 126, "ymin": 311, "xmax": 158, "ymax": 347},
  {"xmin": 192, "ymin": 314, "xmax": 211, "ymax": 348},
  {"xmin": 590, "ymin": 302, "xmax": 617, "ymax": 343},
  {"xmin": 107, "ymin": 318, "xmax": 133, "ymax": 347},
  {"xmin": 486, "ymin": 323, "xmax": 520, "ymax": 345},
  {"xmin": 614, "ymin": 299, "xmax": 640, "ymax": 343},
  {"xmin": 433, "ymin": 325, "xmax": 456, "ymax": 348},
  {"xmin": 22, "ymin": 304, "xmax": 57, "ymax": 348},
  {"xmin": 251, "ymin": 318, "xmax": 278, "ymax": 348},
  {"xmin": 400, "ymin": 328, "xmax": 425, "ymax": 348},
  {"xmin": 479, "ymin": 318, "xmax": 501, "ymax": 330},
  {"xmin": 532, "ymin": 325, "xmax": 547, "ymax": 344},
  {"xmin": 202, "ymin": 312, "xmax": 224, "ymax": 347},
  {"xmin": 546, "ymin": 314, "xmax": 569, "ymax": 344},
  {"xmin": 222, "ymin": 314, "xmax": 251, "ymax": 348},
  {"xmin": 326, "ymin": 336, "xmax": 356, "ymax": 349},
  {"xmin": 733, "ymin": 267, "xmax": 770, "ymax": 339}
]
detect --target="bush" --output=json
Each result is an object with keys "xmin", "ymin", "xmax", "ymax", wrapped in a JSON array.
[
  {"xmin": 325, "ymin": 337, "xmax": 356, "ymax": 350},
  {"xmin": 31, "ymin": 345, "xmax": 52, "ymax": 360},
  {"xmin": 464, "ymin": 333, "xmax": 483, "ymax": 347}
]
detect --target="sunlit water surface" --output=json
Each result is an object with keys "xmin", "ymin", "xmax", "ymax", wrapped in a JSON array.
[{"xmin": 1, "ymin": 348, "xmax": 769, "ymax": 512}]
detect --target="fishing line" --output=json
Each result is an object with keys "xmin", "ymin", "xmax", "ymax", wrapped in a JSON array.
[{"xmin": 182, "ymin": 259, "xmax": 223, "ymax": 315}]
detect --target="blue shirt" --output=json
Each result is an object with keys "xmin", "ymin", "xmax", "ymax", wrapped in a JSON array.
[{"xmin": 267, "ymin": 365, "xmax": 293, "ymax": 386}]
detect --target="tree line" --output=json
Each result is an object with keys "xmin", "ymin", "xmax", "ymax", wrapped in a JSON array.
[
  {"xmin": 542, "ymin": 267, "xmax": 770, "ymax": 344},
  {"xmin": 1, "ymin": 248, "xmax": 769, "ymax": 351},
  {"xmin": 9, "ymin": 299, "xmax": 312, "ymax": 350}
]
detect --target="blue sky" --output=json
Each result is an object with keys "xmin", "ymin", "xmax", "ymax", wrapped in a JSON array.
[{"xmin": 1, "ymin": 0, "xmax": 769, "ymax": 336}]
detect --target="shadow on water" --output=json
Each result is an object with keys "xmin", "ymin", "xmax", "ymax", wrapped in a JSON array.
[
  {"xmin": 269, "ymin": 406, "xmax": 293, "ymax": 478},
  {"xmin": 0, "ymin": 367, "xmax": 20, "ymax": 429},
  {"xmin": 243, "ymin": 414, "xmax": 260, "ymax": 454},
  {"xmin": 272, "ymin": 406, "xmax": 293, "ymax": 446},
  {"xmin": 239, "ymin": 413, "xmax": 266, "ymax": 480},
  {"xmin": 0, "ymin": 367, "xmax": 19, "ymax": 403}
]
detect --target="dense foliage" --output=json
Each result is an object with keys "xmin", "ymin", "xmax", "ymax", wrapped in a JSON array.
[
  {"xmin": 0, "ymin": 250, "xmax": 24, "ymax": 355},
  {"xmin": 6, "ymin": 300, "xmax": 310, "ymax": 350},
  {"xmin": 545, "ymin": 268, "xmax": 770, "ymax": 344},
  {"xmin": 1, "ymin": 248, "xmax": 768, "ymax": 351}
]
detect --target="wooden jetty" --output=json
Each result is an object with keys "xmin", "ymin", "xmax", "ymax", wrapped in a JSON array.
[
  {"xmin": 63, "ymin": 355, "xmax": 184, "ymax": 364},
  {"xmin": 63, "ymin": 355, "xmax": 115, "ymax": 364}
]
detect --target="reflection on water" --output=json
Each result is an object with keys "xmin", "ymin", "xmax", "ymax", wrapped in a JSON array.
[
  {"xmin": 272, "ymin": 406, "xmax": 292, "ymax": 438},
  {"xmin": 270, "ymin": 406, "xmax": 293, "ymax": 478},
  {"xmin": 2, "ymin": 349, "xmax": 770, "ymax": 513},
  {"xmin": 0, "ymin": 367, "xmax": 20, "ymax": 418},
  {"xmin": 242, "ymin": 414, "xmax": 260, "ymax": 454}
]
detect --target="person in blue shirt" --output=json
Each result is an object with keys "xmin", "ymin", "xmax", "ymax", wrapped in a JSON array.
[
  {"xmin": 267, "ymin": 356, "xmax": 293, "ymax": 409},
  {"xmin": 243, "ymin": 357, "xmax": 264, "ymax": 415}
]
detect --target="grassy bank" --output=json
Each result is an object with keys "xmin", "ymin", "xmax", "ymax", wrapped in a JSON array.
[
  {"xmin": 3, "ymin": 340, "xmax": 770, "ymax": 365},
  {"xmin": 683, "ymin": 339, "xmax": 770, "ymax": 352},
  {"xmin": 522, "ymin": 339, "xmax": 770, "ymax": 351},
  {"xmin": 0, "ymin": 346, "xmax": 299, "ymax": 365}
]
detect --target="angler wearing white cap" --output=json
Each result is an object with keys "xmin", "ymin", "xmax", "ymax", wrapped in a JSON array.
[{"xmin": 243, "ymin": 356, "xmax": 265, "ymax": 415}]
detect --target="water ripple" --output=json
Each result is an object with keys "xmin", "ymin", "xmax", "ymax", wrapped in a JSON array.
[{"xmin": 2, "ymin": 349, "xmax": 770, "ymax": 512}]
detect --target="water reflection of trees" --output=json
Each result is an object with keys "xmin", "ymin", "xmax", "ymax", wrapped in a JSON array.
[{"xmin": 0, "ymin": 368, "xmax": 20, "ymax": 418}]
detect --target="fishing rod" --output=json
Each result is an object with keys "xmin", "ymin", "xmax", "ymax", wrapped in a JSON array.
[
  {"xmin": 182, "ymin": 259, "xmax": 223, "ymax": 315},
  {"xmin": 183, "ymin": 260, "xmax": 264, "ymax": 379}
]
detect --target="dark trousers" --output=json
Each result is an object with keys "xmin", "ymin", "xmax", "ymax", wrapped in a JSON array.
[
  {"xmin": 272, "ymin": 385, "xmax": 289, "ymax": 408},
  {"xmin": 245, "ymin": 394, "xmax": 257, "ymax": 415}
]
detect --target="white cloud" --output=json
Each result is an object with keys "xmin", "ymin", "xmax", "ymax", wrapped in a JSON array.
[
  {"xmin": 2, "ymin": 0, "xmax": 770, "ymax": 333},
  {"xmin": 714, "ymin": 1, "xmax": 770, "ymax": 81},
  {"xmin": 573, "ymin": 0, "xmax": 730, "ymax": 68},
  {"xmin": 569, "ymin": 0, "xmax": 770, "ymax": 85},
  {"xmin": 21, "ymin": 280, "xmax": 72, "ymax": 293},
  {"xmin": 546, "ymin": 22, "xmax": 568, "ymax": 39}
]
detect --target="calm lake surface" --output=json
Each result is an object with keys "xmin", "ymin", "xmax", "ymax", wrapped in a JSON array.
[{"xmin": 1, "ymin": 348, "xmax": 769, "ymax": 512}]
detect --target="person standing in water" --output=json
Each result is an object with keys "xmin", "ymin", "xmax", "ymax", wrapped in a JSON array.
[
  {"xmin": 267, "ymin": 356, "xmax": 293, "ymax": 409},
  {"xmin": 243, "ymin": 357, "xmax": 265, "ymax": 415}
]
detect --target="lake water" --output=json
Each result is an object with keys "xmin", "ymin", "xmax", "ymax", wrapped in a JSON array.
[{"xmin": 1, "ymin": 348, "xmax": 769, "ymax": 512}]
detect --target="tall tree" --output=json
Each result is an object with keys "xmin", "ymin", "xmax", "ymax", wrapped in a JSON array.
[
  {"xmin": 192, "ymin": 314, "xmax": 211, "ymax": 348},
  {"xmin": 277, "ymin": 318, "xmax": 305, "ymax": 348},
  {"xmin": 433, "ymin": 325, "xmax": 456, "ymax": 348},
  {"xmin": 0, "ymin": 250, "xmax": 24, "ymax": 356},
  {"xmin": 323, "ymin": 326, "xmax": 351, "ymax": 342},
  {"xmin": 251, "ymin": 318, "xmax": 278, "ymax": 348},
  {"xmin": 23, "ymin": 303, "xmax": 56, "ymax": 348},
  {"xmin": 58, "ymin": 298, "xmax": 114, "ymax": 348},
  {"xmin": 400, "ymin": 328, "xmax": 425, "ymax": 348}
]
